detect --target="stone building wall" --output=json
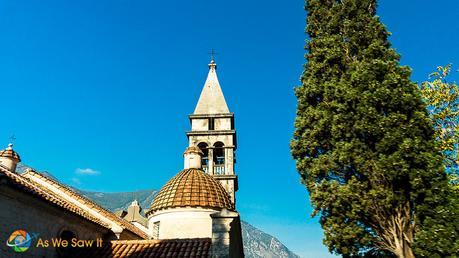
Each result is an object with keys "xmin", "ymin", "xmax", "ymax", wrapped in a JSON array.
[
  {"xmin": 0, "ymin": 184, "xmax": 115, "ymax": 258},
  {"xmin": 148, "ymin": 208, "xmax": 214, "ymax": 239},
  {"xmin": 210, "ymin": 209, "xmax": 244, "ymax": 258}
]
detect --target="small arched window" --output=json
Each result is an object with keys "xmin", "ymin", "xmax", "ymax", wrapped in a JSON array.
[
  {"xmin": 213, "ymin": 142, "xmax": 225, "ymax": 164},
  {"xmin": 213, "ymin": 142, "xmax": 225, "ymax": 175},
  {"xmin": 57, "ymin": 230, "xmax": 77, "ymax": 258},
  {"xmin": 197, "ymin": 142, "xmax": 209, "ymax": 166}
]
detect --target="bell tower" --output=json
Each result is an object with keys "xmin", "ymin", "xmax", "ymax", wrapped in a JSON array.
[{"xmin": 187, "ymin": 57, "xmax": 238, "ymax": 204}]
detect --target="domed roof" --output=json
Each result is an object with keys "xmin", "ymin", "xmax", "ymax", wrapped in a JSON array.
[
  {"xmin": 0, "ymin": 144, "xmax": 21, "ymax": 161},
  {"xmin": 147, "ymin": 168, "xmax": 234, "ymax": 216}
]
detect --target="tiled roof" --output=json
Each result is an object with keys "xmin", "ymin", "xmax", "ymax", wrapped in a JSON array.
[
  {"xmin": 147, "ymin": 168, "xmax": 234, "ymax": 216},
  {"xmin": 87, "ymin": 238, "xmax": 211, "ymax": 258},
  {"xmin": 0, "ymin": 144, "xmax": 21, "ymax": 161},
  {"xmin": 21, "ymin": 170, "xmax": 148, "ymax": 239},
  {"xmin": 0, "ymin": 166, "xmax": 108, "ymax": 228}
]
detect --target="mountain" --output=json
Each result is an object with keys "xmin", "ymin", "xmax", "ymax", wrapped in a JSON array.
[
  {"xmin": 241, "ymin": 221, "xmax": 300, "ymax": 258},
  {"xmin": 81, "ymin": 189, "xmax": 158, "ymax": 213},
  {"xmin": 81, "ymin": 189, "xmax": 300, "ymax": 258}
]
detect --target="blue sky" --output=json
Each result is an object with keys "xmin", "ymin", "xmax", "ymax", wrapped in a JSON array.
[{"xmin": 0, "ymin": 1, "xmax": 458, "ymax": 257}]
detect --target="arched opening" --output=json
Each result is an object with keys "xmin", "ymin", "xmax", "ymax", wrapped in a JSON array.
[
  {"xmin": 213, "ymin": 142, "xmax": 225, "ymax": 175},
  {"xmin": 198, "ymin": 142, "xmax": 209, "ymax": 173},
  {"xmin": 56, "ymin": 230, "xmax": 77, "ymax": 258}
]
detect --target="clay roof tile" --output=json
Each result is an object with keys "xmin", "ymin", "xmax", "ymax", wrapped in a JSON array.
[{"xmin": 146, "ymin": 168, "xmax": 234, "ymax": 216}]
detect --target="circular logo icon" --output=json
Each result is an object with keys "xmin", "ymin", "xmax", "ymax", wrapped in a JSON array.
[{"xmin": 6, "ymin": 230, "xmax": 32, "ymax": 253}]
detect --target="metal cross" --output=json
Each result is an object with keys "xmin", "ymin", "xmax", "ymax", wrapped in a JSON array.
[{"xmin": 209, "ymin": 49, "xmax": 217, "ymax": 62}]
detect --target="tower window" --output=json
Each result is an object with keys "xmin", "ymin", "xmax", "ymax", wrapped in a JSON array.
[
  {"xmin": 213, "ymin": 142, "xmax": 225, "ymax": 175},
  {"xmin": 209, "ymin": 118, "xmax": 215, "ymax": 130},
  {"xmin": 197, "ymin": 142, "xmax": 209, "ymax": 173}
]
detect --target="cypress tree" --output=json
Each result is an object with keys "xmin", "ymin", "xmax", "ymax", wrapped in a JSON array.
[{"xmin": 291, "ymin": 0, "xmax": 450, "ymax": 257}]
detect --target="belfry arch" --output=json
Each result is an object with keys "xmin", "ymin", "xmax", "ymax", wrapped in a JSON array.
[
  {"xmin": 213, "ymin": 142, "xmax": 225, "ymax": 175},
  {"xmin": 197, "ymin": 142, "xmax": 209, "ymax": 173}
]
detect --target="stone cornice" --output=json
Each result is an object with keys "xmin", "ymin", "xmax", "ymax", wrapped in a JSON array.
[
  {"xmin": 186, "ymin": 130, "xmax": 236, "ymax": 136},
  {"xmin": 189, "ymin": 113, "xmax": 234, "ymax": 119}
]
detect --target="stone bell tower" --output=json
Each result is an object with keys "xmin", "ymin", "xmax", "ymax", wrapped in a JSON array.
[{"xmin": 187, "ymin": 57, "xmax": 238, "ymax": 204}]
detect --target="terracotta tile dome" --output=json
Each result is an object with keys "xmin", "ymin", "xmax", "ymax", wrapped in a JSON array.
[
  {"xmin": 0, "ymin": 144, "xmax": 21, "ymax": 161},
  {"xmin": 147, "ymin": 168, "xmax": 234, "ymax": 216}
]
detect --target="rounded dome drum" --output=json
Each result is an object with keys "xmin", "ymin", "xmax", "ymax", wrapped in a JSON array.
[
  {"xmin": 147, "ymin": 168, "xmax": 234, "ymax": 216},
  {"xmin": 0, "ymin": 144, "xmax": 21, "ymax": 161}
]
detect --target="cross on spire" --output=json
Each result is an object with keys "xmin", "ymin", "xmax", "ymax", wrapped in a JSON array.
[
  {"xmin": 195, "ymin": 53, "xmax": 229, "ymax": 114},
  {"xmin": 208, "ymin": 49, "xmax": 217, "ymax": 69},
  {"xmin": 209, "ymin": 49, "xmax": 216, "ymax": 62}
]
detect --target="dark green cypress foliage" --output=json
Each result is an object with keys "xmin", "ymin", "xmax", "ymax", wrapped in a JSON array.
[{"xmin": 291, "ymin": 0, "xmax": 452, "ymax": 257}]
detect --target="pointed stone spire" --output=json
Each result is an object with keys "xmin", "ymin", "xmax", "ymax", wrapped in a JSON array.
[{"xmin": 193, "ymin": 58, "xmax": 230, "ymax": 114}]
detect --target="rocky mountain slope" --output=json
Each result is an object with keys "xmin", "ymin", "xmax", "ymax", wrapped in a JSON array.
[
  {"xmin": 81, "ymin": 189, "xmax": 300, "ymax": 258},
  {"xmin": 241, "ymin": 221, "xmax": 300, "ymax": 258}
]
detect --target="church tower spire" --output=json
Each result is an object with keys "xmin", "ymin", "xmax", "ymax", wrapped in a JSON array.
[
  {"xmin": 193, "ymin": 57, "xmax": 230, "ymax": 114},
  {"xmin": 187, "ymin": 58, "xmax": 238, "ymax": 204}
]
